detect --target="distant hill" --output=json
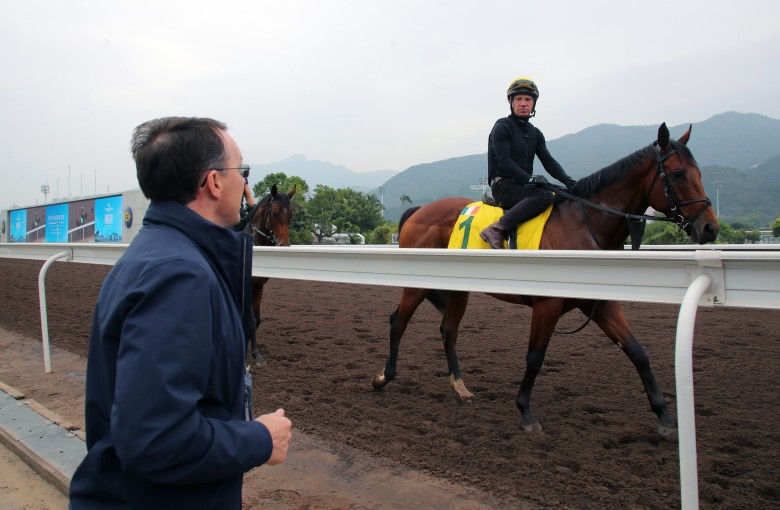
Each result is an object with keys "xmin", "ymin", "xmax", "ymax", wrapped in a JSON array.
[
  {"xmin": 377, "ymin": 112, "xmax": 780, "ymax": 224},
  {"xmin": 248, "ymin": 154, "xmax": 397, "ymax": 193},
  {"xmin": 549, "ymin": 112, "xmax": 780, "ymax": 176},
  {"xmin": 700, "ymin": 154, "xmax": 780, "ymax": 226}
]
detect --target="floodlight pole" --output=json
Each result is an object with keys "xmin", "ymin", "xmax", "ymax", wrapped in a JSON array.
[
  {"xmin": 714, "ymin": 180, "xmax": 724, "ymax": 218},
  {"xmin": 40, "ymin": 184, "xmax": 50, "ymax": 205}
]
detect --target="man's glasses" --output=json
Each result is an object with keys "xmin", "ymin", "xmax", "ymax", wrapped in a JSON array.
[{"xmin": 200, "ymin": 166, "xmax": 251, "ymax": 187}]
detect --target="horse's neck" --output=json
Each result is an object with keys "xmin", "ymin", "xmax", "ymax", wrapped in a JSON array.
[
  {"xmin": 244, "ymin": 203, "xmax": 267, "ymax": 246},
  {"xmin": 558, "ymin": 163, "xmax": 653, "ymax": 249}
]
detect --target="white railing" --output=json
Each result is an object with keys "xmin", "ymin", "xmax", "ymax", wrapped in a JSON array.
[{"xmin": 2, "ymin": 242, "xmax": 780, "ymax": 509}]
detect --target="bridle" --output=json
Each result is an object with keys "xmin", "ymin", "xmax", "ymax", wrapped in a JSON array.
[
  {"xmin": 551, "ymin": 142, "xmax": 712, "ymax": 250},
  {"xmin": 645, "ymin": 142, "xmax": 712, "ymax": 233},
  {"xmin": 244, "ymin": 195, "xmax": 284, "ymax": 247},
  {"xmin": 553, "ymin": 142, "xmax": 712, "ymax": 335}
]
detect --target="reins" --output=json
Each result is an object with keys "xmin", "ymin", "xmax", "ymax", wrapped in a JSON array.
[
  {"xmin": 245, "ymin": 196, "xmax": 280, "ymax": 246},
  {"xmin": 553, "ymin": 300, "xmax": 599, "ymax": 336},
  {"xmin": 542, "ymin": 142, "xmax": 711, "ymax": 250},
  {"xmin": 549, "ymin": 142, "xmax": 711, "ymax": 335}
]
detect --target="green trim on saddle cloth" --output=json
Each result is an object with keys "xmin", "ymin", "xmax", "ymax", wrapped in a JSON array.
[{"xmin": 447, "ymin": 202, "xmax": 553, "ymax": 250}]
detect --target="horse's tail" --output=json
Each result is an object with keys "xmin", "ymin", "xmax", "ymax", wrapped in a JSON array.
[
  {"xmin": 398, "ymin": 206, "xmax": 422, "ymax": 234},
  {"xmin": 396, "ymin": 203, "xmax": 447, "ymax": 315}
]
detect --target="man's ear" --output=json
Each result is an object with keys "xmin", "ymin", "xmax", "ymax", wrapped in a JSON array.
[{"xmin": 201, "ymin": 171, "xmax": 224, "ymax": 199}]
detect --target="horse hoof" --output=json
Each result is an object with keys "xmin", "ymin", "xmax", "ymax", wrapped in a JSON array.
[
  {"xmin": 658, "ymin": 424, "xmax": 678, "ymax": 442},
  {"xmin": 372, "ymin": 373, "xmax": 388, "ymax": 390},
  {"xmin": 523, "ymin": 422, "xmax": 543, "ymax": 433},
  {"xmin": 450, "ymin": 378, "xmax": 475, "ymax": 400}
]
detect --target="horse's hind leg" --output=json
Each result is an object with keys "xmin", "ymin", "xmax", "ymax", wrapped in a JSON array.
[
  {"xmin": 590, "ymin": 300, "xmax": 677, "ymax": 441},
  {"xmin": 372, "ymin": 287, "xmax": 428, "ymax": 389},
  {"xmin": 440, "ymin": 291, "xmax": 474, "ymax": 399}
]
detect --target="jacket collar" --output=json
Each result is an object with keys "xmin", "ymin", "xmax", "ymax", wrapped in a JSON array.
[
  {"xmin": 509, "ymin": 113, "xmax": 532, "ymax": 126},
  {"xmin": 143, "ymin": 201, "xmax": 250, "ymax": 295}
]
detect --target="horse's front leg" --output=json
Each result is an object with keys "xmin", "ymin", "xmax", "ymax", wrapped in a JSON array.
[
  {"xmin": 372, "ymin": 287, "xmax": 427, "ymax": 390},
  {"xmin": 516, "ymin": 297, "xmax": 563, "ymax": 432},
  {"xmin": 440, "ymin": 291, "xmax": 473, "ymax": 399},
  {"xmin": 590, "ymin": 300, "xmax": 677, "ymax": 441},
  {"xmin": 249, "ymin": 277, "xmax": 268, "ymax": 366}
]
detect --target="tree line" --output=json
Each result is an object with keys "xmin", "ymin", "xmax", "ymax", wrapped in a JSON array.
[
  {"xmin": 252, "ymin": 172, "xmax": 396, "ymax": 245},
  {"xmin": 643, "ymin": 215, "xmax": 780, "ymax": 245},
  {"xmin": 253, "ymin": 172, "xmax": 779, "ymax": 246}
]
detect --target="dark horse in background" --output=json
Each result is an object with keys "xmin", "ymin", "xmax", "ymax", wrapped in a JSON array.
[
  {"xmin": 241, "ymin": 183, "xmax": 296, "ymax": 365},
  {"xmin": 372, "ymin": 123, "xmax": 719, "ymax": 439}
]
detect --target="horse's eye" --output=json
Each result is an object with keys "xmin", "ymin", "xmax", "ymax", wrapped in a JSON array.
[{"xmin": 671, "ymin": 170, "xmax": 687, "ymax": 182}]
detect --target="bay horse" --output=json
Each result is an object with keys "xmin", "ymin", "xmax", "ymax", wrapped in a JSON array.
[
  {"xmin": 372, "ymin": 123, "xmax": 719, "ymax": 439},
  {"xmin": 242, "ymin": 183, "xmax": 296, "ymax": 365}
]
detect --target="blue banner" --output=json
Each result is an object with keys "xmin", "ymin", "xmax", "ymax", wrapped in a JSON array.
[
  {"xmin": 95, "ymin": 196, "xmax": 123, "ymax": 242},
  {"xmin": 45, "ymin": 203, "xmax": 69, "ymax": 242},
  {"xmin": 9, "ymin": 210, "xmax": 27, "ymax": 243}
]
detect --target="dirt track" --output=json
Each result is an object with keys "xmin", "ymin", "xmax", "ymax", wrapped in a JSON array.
[{"xmin": 0, "ymin": 258, "xmax": 778, "ymax": 509}]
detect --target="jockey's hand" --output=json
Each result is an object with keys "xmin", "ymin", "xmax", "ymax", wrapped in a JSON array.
[
  {"xmin": 564, "ymin": 177, "xmax": 577, "ymax": 192},
  {"xmin": 527, "ymin": 175, "xmax": 549, "ymax": 186}
]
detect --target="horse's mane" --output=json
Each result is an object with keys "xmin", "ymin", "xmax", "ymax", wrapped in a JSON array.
[{"xmin": 563, "ymin": 139, "xmax": 695, "ymax": 202}]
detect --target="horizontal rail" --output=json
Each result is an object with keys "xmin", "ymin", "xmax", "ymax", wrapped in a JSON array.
[{"xmin": 2, "ymin": 243, "xmax": 780, "ymax": 309}]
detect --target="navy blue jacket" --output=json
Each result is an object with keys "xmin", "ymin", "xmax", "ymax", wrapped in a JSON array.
[{"xmin": 70, "ymin": 201, "xmax": 271, "ymax": 509}]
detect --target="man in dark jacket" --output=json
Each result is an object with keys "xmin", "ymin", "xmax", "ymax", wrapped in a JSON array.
[
  {"xmin": 480, "ymin": 76, "xmax": 577, "ymax": 249},
  {"xmin": 69, "ymin": 117, "xmax": 292, "ymax": 509}
]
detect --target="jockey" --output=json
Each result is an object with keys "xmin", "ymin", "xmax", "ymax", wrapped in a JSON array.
[
  {"xmin": 236, "ymin": 181, "xmax": 259, "ymax": 232},
  {"xmin": 480, "ymin": 76, "xmax": 577, "ymax": 249}
]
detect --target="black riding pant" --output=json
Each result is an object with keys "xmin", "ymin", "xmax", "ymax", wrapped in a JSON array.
[{"xmin": 491, "ymin": 179, "xmax": 554, "ymax": 231}]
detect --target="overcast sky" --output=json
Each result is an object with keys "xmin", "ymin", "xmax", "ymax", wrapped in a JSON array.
[{"xmin": 2, "ymin": 0, "xmax": 778, "ymax": 209}]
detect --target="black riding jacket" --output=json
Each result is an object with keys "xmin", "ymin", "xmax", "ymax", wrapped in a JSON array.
[{"xmin": 487, "ymin": 115, "xmax": 570, "ymax": 185}]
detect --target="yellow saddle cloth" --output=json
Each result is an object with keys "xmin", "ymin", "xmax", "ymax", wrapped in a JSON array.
[{"xmin": 447, "ymin": 201, "xmax": 552, "ymax": 250}]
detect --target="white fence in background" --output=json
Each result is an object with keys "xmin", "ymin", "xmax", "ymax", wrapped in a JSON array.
[{"xmin": 1, "ymin": 242, "xmax": 779, "ymax": 510}]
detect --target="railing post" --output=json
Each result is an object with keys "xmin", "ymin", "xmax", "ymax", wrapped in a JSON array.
[
  {"xmin": 38, "ymin": 250, "xmax": 72, "ymax": 373},
  {"xmin": 675, "ymin": 273, "xmax": 712, "ymax": 509}
]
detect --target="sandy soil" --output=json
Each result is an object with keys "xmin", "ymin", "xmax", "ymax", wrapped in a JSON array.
[
  {"xmin": 0, "ymin": 441, "xmax": 69, "ymax": 510},
  {"xmin": 0, "ymin": 257, "xmax": 778, "ymax": 509}
]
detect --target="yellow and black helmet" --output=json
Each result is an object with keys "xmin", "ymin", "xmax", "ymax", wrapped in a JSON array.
[{"xmin": 506, "ymin": 76, "xmax": 539, "ymax": 100}]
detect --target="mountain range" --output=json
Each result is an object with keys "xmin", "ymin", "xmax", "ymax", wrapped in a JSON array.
[
  {"xmin": 251, "ymin": 111, "xmax": 780, "ymax": 226},
  {"xmin": 249, "ymin": 154, "xmax": 397, "ymax": 193}
]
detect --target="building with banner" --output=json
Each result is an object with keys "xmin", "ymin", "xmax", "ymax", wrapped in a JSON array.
[{"xmin": 0, "ymin": 189, "xmax": 149, "ymax": 244}]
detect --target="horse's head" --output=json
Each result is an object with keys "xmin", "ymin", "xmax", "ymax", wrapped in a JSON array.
[
  {"xmin": 245, "ymin": 183, "xmax": 296, "ymax": 246},
  {"xmin": 644, "ymin": 123, "xmax": 719, "ymax": 244}
]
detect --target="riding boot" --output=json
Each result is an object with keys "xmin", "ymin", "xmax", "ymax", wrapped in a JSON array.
[{"xmin": 479, "ymin": 221, "xmax": 508, "ymax": 249}]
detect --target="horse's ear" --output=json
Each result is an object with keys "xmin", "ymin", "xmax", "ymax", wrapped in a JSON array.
[
  {"xmin": 678, "ymin": 124, "xmax": 692, "ymax": 145},
  {"xmin": 288, "ymin": 184, "xmax": 297, "ymax": 199},
  {"xmin": 271, "ymin": 183, "xmax": 278, "ymax": 198},
  {"xmin": 658, "ymin": 123, "xmax": 670, "ymax": 149}
]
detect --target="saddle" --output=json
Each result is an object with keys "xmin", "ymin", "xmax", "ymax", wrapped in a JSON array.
[{"xmin": 447, "ymin": 189, "xmax": 552, "ymax": 250}]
